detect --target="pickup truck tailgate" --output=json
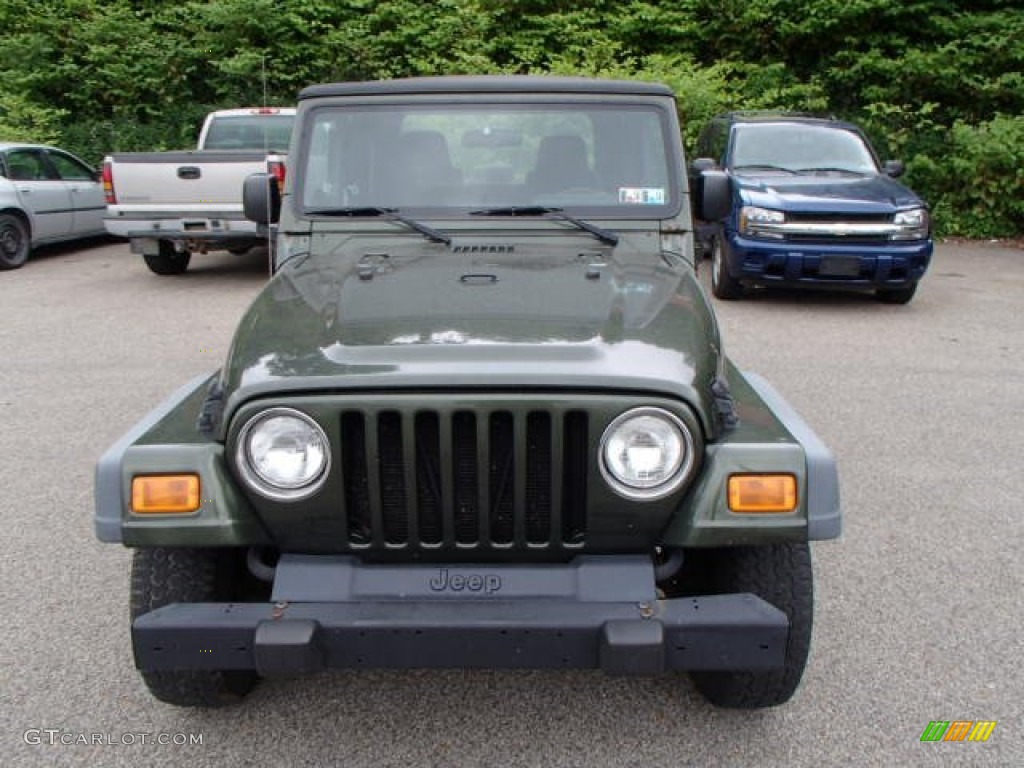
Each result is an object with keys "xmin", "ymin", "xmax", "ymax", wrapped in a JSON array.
[{"xmin": 106, "ymin": 151, "xmax": 269, "ymax": 208}]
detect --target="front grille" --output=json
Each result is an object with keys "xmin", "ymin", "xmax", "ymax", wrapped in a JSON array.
[
  {"xmin": 782, "ymin": 231, "xmax": 888, "ymax": 243},
  {"xmin": 781, "ymin": 212, "xmax": 894, "ymax": 243},
  {"xmin": 339, "ymin": 407, "xmax": 589, "ymax": 550},
  {"xmin": 784, "ymin": 232, "xmax": 890, "ymax": 244},
  {"xmin": 787, "ymin": 213, "xmax": 892, "ymax": 224}
]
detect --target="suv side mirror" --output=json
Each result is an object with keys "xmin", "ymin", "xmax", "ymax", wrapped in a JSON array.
[
  {"xmin": 883, "ymin": 160, "xmax": 905, "ymax": 178},
  {"xmin": 690, "ymin": 157, "xmax": 717, "ymax": 174},
  {"xmin": 243, "ymin": 172, "xmax": 281, "ymax": 224},
  {"xmin": 699, "ymin": 170, "xmax": 731, "ymax": 221}
]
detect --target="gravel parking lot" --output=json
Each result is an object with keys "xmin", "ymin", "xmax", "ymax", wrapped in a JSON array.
[{"xmin": 2, "ymin": 239, "xmax": 1021, "ymax": 767}]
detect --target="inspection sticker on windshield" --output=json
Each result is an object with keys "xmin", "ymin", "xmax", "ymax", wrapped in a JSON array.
[{"xmin": 619, "ymin": 187, "xmax": 665, "ymax": 204}]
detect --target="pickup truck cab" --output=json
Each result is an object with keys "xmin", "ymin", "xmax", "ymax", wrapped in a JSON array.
[
  {"xmin": 691, "ymin": 112, "xmax": 933, "ymax": 304},
  {"xmin": 103, "ymin": 107, "xmax": 295, "ymax": 274},
  {"xmin": 96, "ymin": 77, "xmax": 840, "ymax": 710}
]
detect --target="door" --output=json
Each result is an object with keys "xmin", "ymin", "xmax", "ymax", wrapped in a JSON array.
[
  {"xmin": 45, "ymin": 149, "xmax": 106, "ymax": 236},
  {"xmin": 4, "ymin": 148, "xmax": 74, "ymax": 241}
]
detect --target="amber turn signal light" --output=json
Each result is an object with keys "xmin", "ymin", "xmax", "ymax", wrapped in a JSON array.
[
  {"xmin": 728, "ymin": 474, "xmax": 797, "ymax": 513},
  {"xmin": 131, "ymin": 475, "xmax": 201, "ymax": 514}
]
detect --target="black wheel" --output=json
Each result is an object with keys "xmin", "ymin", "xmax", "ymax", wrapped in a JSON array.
[
  {"xmin": 0, "ymin": 213, "xmax": 30, "ymax": 270},
  {"xmin": 130, "ymin": 547, "xmax": 259, "ymax": 707},
  {"xmin": 143, "ymin": 241, "xmax": 191, "ymax": 275},
  {"xmin": 710, "ymin": 234, "xmax": 743, "ymax": 300},
  {"xmin": 876, "ymin": 283, "xmax": 917, "ymax": 304},
  {"xmin": 690, "ymin": 543, "xmax": 813, "ymax": 709}
]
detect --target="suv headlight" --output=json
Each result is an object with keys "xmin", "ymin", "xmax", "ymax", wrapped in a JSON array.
[
  {"xmin": 599, "ymin": 407, "xmax": 696, "ymax": 500},
  {"xmin": 739, "ymin": 206, "xmax": 786, "ymax": 238},
  {"xmin": 891, "ymin": 207, "xmax": 929, "ymax": 240},
  {"xmin": 235, "ymin": 408, "xmax": 330, "ymax": 500}
]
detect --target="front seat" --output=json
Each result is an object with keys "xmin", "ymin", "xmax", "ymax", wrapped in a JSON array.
[
  {"xmin": 383, "ymin": 130, "xmax": 462, "ymax": 205},
  {"xmin": 526, "ymin": 135, "xmax": 599, "ymax": 196}
]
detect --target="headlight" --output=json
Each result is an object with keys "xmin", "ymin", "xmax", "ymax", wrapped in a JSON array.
[
  {"xmin": 739, "ymin": 206, "xmax": 786, "ymax": 238},
  {"xmin": 599, "ymin": 407, "xmax": 696, "ymax": 500},
  {"xmin": 891, "ymin": 207, "xmax": 929, "ymax": 240},
  {"xmin": 235, "ymin": 408, "xmax": 330, "ymax": 500}
]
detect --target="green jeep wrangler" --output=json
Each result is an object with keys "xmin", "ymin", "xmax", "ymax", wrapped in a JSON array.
[{"xmin": 95, "ymin": 76, "xmax": 841, "ymax": 709}]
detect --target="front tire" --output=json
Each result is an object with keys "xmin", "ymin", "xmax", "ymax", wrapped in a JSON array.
[
  {"xmin": 130, "ymin": 547, "xmax": 258, "ymax": 707},
  {"xmin": 0, "ymin": 213, "xmax": 30, "ymax": 270},
  {"xmin": 143, "ymin": 240, "xmax": 191, "ymax": 275},
  {"xmin": 690, "ymin": 543, "xmax": 814, "ymax": 709},
  {"xmin": 710, "ymin": 235, "xmax": 743, "ymax": 300}
]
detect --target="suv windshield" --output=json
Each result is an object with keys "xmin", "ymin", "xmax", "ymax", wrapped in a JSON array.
[
  {"xmin": 730, "ymin": 123, "xmax": 879, "ymax": 175},
  {"xmin": 299, "ymin": 103, "xmax": 675, "ymax": 216}
]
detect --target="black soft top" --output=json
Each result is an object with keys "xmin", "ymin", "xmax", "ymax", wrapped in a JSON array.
[{"xmin": 299, "ymin": 75, "xmax": 673, "ymax": 101}]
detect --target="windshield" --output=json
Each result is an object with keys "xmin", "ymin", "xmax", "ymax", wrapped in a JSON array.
[
  {"xmin": 203, "ymin": 115, "xmax": 295, "ymax": 150},
  {"xmin": 729, "ymin": 123, "xmax": 879, "ymax": 174},
  {"xmin": 299, "ymin": 103, "xmax": 676, "ymax": 217}
]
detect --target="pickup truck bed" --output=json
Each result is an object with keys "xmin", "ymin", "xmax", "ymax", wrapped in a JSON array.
[
  {"xmin": 105, "ymin": 150, "xmax": 280, "ymax": 241},
  {"xmin": 102, "ymin": 107, "xmax": 294, "ymax": 275}
]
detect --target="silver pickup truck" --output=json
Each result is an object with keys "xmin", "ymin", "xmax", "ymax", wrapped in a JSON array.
[{"xmin": 103, "ymin": 108, "xmax": 295, "ymax": 275}]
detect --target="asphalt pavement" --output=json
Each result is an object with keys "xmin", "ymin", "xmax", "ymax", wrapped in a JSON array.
[{"xmin": 1, "ymin": 239, "xmax": 1021, "ymax": 767}]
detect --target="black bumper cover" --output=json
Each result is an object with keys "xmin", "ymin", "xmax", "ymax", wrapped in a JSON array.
[{"xmin": 133, "ymin": 593, "xmax": 787, "ymax": 677}]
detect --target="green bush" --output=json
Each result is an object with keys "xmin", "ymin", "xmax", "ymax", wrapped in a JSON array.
[{"xmin": 907, "ymin": 116, "xmax": 1024, "ymax": 238}]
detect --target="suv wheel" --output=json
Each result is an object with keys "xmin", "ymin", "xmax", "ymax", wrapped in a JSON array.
[
  {"xmin": 130, "ymin": 547, "xmax": 258, "ymax": 707},
  {"xmin": 710, "ymin": 235, "xmax": 743, "ymax": 300},
  {"xmin": 143, "ymin": 241, "xmax": 191, "ymax": 275},
  {"xmin": 690, "ymin": 543, "xmax": 813, "ymax": 708}
]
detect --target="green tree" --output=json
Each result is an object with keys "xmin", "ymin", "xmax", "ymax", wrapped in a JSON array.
[{"xmin": 0, "ymin": 0, "xmax": 1019, "ymax": 234}]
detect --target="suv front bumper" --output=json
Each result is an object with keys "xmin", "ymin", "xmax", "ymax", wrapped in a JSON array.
[
  {"xmin": 725, "ymin": 233, "xmax": 932, "ymax": 290},
  {"xmin": 133, "ymin": 555, "xmax": 788, "ymax": 677}
]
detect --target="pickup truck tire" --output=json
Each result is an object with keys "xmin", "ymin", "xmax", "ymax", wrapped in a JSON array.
[
  {"xmin": 689, "ymin": 542, "xmax": 813, "ymax": 709},
  {"xmin": 130, "ymin": 547, "xmax": 258, "ymax": 707},
  {"xmin": 143, "ymin": 241, "xmax": 191, "ymax": 275},
  {"xmin": 0, "ymin": 213, "xmax": 30, "ymax": 270},
  {"xmin": 710, "ymin": 234, "xmax": 743, "ymax": 300},
  {"xmin": 876, "ymin": 283, "xmax": 917, "ymax": 304}
]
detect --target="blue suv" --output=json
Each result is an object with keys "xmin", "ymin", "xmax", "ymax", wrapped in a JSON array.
[{"xmin": 691, "ymin": 112, "xmax": 933, "ymax": 303}]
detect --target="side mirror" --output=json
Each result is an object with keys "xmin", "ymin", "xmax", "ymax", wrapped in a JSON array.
[
  {"xmin": 690, "ymin": 157, "xmax": 716, "ymax": 174},
  {"xmin": 699, "ymin": 170, "xmax": 732, "ymax": 221},
  {"xmin": 883, "ymin": 160, "xmax": 905, "ymax": 178},
  {"xmin": 243, "ymin": 172, "xmax": 281, "ymax": 224}
]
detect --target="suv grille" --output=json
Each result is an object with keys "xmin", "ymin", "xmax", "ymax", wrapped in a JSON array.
[
  {"xmin": 781, "ymin": 212, "xmax": 895, "ymax": 243},
  {"xmin": 339, "ymin": 407, "xmax": 589, "ymax": 550}
]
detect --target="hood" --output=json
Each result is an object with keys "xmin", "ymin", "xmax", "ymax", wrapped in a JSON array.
[
  {"xmin": 734, "ymin": 172, "xmax": 924, "ymax": 214},
  {"xmin": 219, "ymin": 234, "xmax": 721, "ymax": 436}
]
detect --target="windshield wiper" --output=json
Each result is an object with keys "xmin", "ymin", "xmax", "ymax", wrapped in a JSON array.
[
  {"xmin": 469, "ymin": 206, "xmax": 619, "ymax": 246},
  {"xmin": 794, "ymin": 167, "xmax": 867, "ymax": 176},
  {"xmin": 731, "ymin": 164, "xmax": 798, "ymax": 175},
  {"xmin": 305, "ymin": 206, "xmax": 451, "ymax": 245}
]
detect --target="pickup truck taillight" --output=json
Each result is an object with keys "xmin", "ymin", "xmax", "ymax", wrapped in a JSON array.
[
  {"xmin": 102, "ymin": 161, "xmax": 116, "ymax": 204},
  {"xmin": 268, "ymin": 157, "xmax": 286, "ymax": 190}
]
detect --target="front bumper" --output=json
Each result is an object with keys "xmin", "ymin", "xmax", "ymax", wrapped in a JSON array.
[
  {"xmin": 132, "ymin": 555, "xmax": 788, "ymax": 677},
  {"xmin": 726, "ymin": 233, "xmax": 932, "ymax": 290}
]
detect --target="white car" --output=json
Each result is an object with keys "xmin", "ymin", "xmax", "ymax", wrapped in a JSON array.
[{"xmin": 0, "ymin": 142, "xmax": 107, "ymax": 270}]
